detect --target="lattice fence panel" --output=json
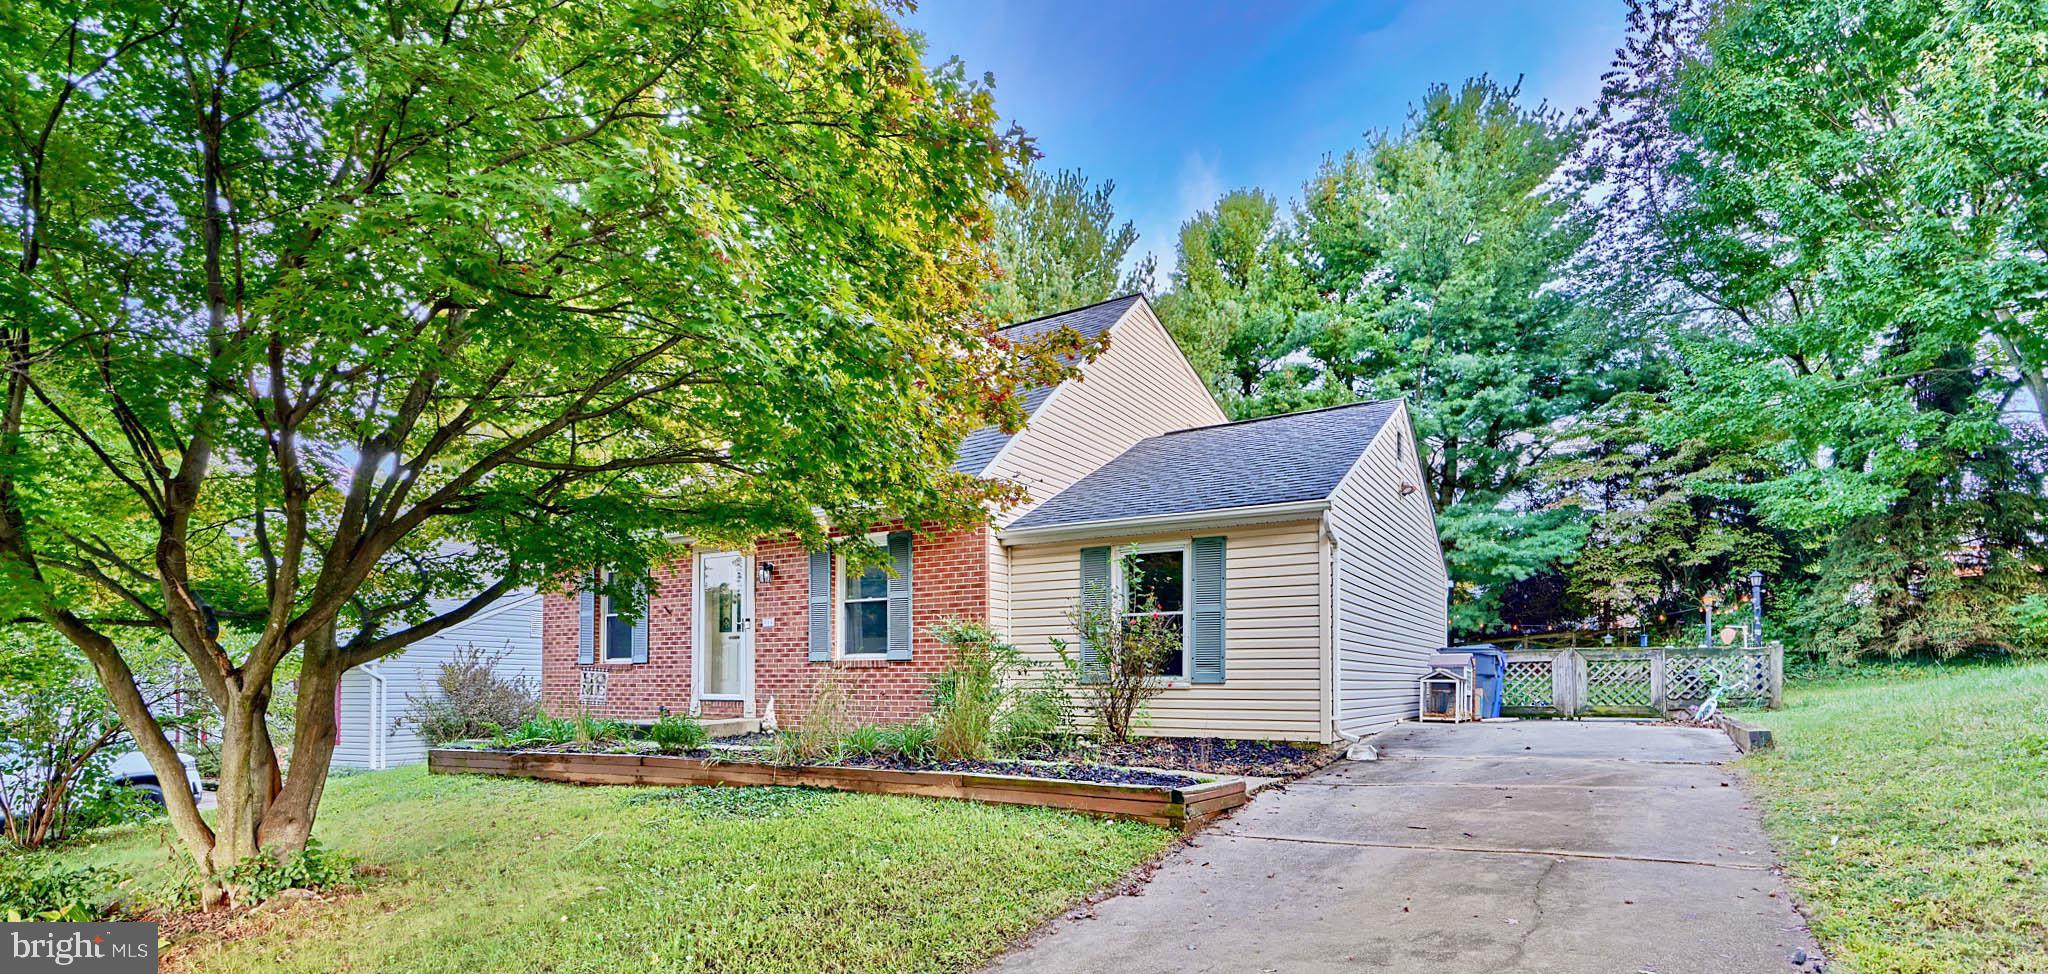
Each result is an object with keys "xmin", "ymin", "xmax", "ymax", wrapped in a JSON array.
[
  {"xmin": 1584, "ymin": 657, "xmax": 1654, "ymax": 710},
  {"xmin": 1502, "ymin": 660, "xmax": 1554, "ymax": 708},
  {"xmin": 1665, "ymin": 653, "xmax": 1769, "ymax": 704}
]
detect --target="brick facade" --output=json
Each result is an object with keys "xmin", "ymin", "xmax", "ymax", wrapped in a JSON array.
[{"xmin": 541, "ymin": 522, "xmax": 992, "ymax": 727}]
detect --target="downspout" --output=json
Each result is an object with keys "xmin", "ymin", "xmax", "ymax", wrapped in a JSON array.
[
  {"xmin": 365, "ymin": 661, "xmax": 387, "ymax": 771},
  {"xmin": 1321, "ymin": 512, "xmax": 1346, "ymax": 746}
]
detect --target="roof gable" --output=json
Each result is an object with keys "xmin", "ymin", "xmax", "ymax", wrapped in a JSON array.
[
  {"xmin": 1004, "ymin": 399, "xmax": 1403, "ymax": 532},
  {"xmin": 952, "ymin": 294, "xmax": 1144, "ymax": 475}
]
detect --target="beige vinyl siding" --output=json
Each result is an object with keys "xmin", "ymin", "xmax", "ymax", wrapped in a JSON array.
[
  {"xmin": 986, "ymin": 528, "xmax": 1011, "ymax": 635},
  {"xmin": 1327, "ymin": 403, "xmax": 1449, "ymax": 737},
  {"xmin": 1006, "ymin": 521, "xmax": 1328, "ymax": 742},
  {"xmin": 986, "ymin": 301, "xmax": 1225, "ymax": 526}
]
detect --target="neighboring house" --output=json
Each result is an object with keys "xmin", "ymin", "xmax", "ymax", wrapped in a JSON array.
[
  {"xmin": 335, "ymin": 590, "xmax": 543, "ymax": 769},
  {"xmin": 539, "ymin": 295, "xmax": 1448, "ymax": 743}
]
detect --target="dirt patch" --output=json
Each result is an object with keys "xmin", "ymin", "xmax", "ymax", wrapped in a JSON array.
[
  {"xmin": 1050, "ymin": 737, "xmax": 1338, "ymax": 777},
  {"xmin": 831, "ymin": 756, "xmax": 1198, "ymax": 788}
]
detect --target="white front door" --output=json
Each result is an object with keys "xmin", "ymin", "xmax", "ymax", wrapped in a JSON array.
[{"xmin": 696, "ymin": 552, "xmax": 754, "ymax": 714}]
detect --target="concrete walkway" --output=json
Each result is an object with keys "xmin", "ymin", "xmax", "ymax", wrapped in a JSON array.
[{"xmin": 988, "ymin": 721, "xmax": 1819, "ymax": 974}]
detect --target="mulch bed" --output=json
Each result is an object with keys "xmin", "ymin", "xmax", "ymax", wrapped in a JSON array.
[
  {"xmin": 831, "ymin": 755, "xmax": 1198, "ymax": 788},
  {"xmin": 1052, "ymin": 737, "xmax": 1336, "ymax": 777}
]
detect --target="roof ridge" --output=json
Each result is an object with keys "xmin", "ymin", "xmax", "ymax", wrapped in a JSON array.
[
  {"xmin": 995, "ymin": 293, "xmax": 1143, "ymax": 332},
  {"xmin": 1156, "ymin": 397, "xmax": 1402, "ymax": 437}
]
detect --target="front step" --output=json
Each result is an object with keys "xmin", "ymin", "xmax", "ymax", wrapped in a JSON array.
[{"xmin": 701, "ymin": 717, "xmax": 762, "ymax": 739}]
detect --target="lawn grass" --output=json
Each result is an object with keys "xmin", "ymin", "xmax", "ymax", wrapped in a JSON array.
[
  {"xmin": 1745, "ymin": 660, "xmax": 2048, "ymax": 974},
  {"xmin": 33, "ymin": 766, "xmax": 1173, "ymax": 973}
]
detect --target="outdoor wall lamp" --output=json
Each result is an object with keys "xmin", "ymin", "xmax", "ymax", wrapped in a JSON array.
[{"xmin": 757, "ymin": 562, "xmax": 776, "ymax": 585}]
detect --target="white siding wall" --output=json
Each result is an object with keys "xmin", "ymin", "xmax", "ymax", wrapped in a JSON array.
[
  {"xmin": 1006, "ymin": 521, "xmax": 1329, "ymax": 742},
  {"xmin": 985, "ymin": 301, "xmax": 1225, "ymax": 527},
  {"xmin": 333, "ymin": 592, "xmax": 543, "ymax": 769},
  {"xmin": 1327, "ymin": 404, "xmax": 1450, "ymax": 737}
]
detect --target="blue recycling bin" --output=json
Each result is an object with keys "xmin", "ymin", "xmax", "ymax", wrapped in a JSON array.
[{"xmin": 1454, "ymin": 644, "xmax": 1506, "ymax": 718}]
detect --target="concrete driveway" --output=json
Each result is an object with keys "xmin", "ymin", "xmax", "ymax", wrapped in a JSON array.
[{"xmin": 988, "ymin": 721, "xmax": 1819, "ymax": 974}]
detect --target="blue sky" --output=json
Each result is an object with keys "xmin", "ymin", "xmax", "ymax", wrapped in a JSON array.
[{"xmin": 900, "ymin": 0, "xmax": 1629, "ymax": 274}]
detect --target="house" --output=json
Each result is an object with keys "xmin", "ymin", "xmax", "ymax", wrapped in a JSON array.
[
  {"xmin": 335, "ymin": 590, "xmax": 543, "ymax": 769},
  {"xmin": 540, "ymin": 295, "xmax": 1448, "ymax": 743}
]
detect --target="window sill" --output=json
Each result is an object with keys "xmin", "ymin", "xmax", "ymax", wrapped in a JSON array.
[
  {"xmin": 828, "ymin": 656, "xmax": 897, "ymax": 668},
  {"xmin": 696, "ymin": 693, "xmax": 746, "ymax": 701}
]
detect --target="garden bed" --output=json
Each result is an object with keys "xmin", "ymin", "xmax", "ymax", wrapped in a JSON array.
[
  {"xmin": 427, "ymin": 747, "xmax": 1244, "ymax": 831},
  {"xmin": 1050, "ymin": 736, "xmax": 1342, "ymax": 777}
]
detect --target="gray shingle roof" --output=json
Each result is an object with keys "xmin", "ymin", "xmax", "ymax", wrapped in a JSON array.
[
  {"xmin": 953, "ymin": 295, "xmax": 1143, "ymax": 474},
  {"xmin": 1005, "ymin": 399, "xmax": 1403, "ymax": 531}
]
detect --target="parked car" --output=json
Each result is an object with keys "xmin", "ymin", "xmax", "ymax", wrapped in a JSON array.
[
  {"xmin": 0, "ymin": 743, "xmax": 203, "ymax": 809},
  {"xmin": 104, "ymin": 749, "xmax": 204, "ymax": 805}
]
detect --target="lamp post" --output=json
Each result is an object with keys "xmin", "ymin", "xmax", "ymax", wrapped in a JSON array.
[
  {"xmin": 1749, "ymin": 570, "xmax": 1765, "ymax": 645},
  {"xmin": 1701, "ymin": 593, "xmax": 1718, "ymax": 647}
]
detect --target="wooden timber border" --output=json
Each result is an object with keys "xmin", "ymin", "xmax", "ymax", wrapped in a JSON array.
[{"xmin": 427, "ymin": 748, "xmax": 1247, "ymax": 832}]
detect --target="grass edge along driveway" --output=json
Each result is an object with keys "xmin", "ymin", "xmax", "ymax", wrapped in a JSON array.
[
  {"xmin": 40, "ymin": 766, "xmax": 1173, "ymax": 974},
  {"xmin": 1744, "ymin": 661, "xmax": 2048, "ymax": 974}
]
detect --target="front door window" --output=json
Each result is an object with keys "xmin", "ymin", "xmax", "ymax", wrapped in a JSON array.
[{"xmin": 701, "ymin": 554, "xmax": 747, "ymax": 697}]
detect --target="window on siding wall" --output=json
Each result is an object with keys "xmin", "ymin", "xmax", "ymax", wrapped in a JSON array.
[
  {"xmin": 840, "ymin": 551, "xmax": 890, "ymax": 658},
  {"xmin": 601, "ymin": 572, "xmax": 636, "ymax": 662},
  {"xmin": 1121, "ymin": 547, "xmax": 1188, "ymax": 679}
]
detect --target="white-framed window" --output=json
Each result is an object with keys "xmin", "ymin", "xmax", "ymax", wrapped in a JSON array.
[
  {"xmin": 837, "ymin": 534, "xmax": 891, "ymax": 658},
  {"xmin": 1118, "ymin": 543, "xmax": 1190, "ymax": 679},
  {"xmin": 600, "ymin": 571, "xmax": 637, "ymax": 663}
]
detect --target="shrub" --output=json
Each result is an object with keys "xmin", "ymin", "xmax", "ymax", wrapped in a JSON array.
[
  {"xmin": 400, "ymin": 645, "xmax": 539, "ymax": 745},
  {"xmin": 646, "ymin": 712, "xmax": 709, "ymax": 752},
  {"xmin": 0, "ymin": 860, "xmax": 120, "ymax": 921},
  {"xmin": 220, "ymin": 839, "xmax": 356, "ymax": 903},
  {"xmin": 768, "ymin": 678, "xmax": 852, "ymax": 765},
  {"xmin": 929, "ymin": 620, "xmax": 1077, "ymax": 759},
  {"xmin": 929, "ymin": 621, "xmax": 1007, "ymax": 760},
  {"xmin": 1052, "ymin": 549, "xmax": 1177, "ymax": 743}
]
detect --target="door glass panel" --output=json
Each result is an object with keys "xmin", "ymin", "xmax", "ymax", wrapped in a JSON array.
[{"xmin": 702, "ymin": 556, "xmax": 745, "ymax": 695}]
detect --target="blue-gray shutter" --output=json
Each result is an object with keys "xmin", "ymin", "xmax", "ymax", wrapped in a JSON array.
[
  {"xmin": 576, "ymin": 576, "xmax": 596, "ymax": 665},
  {"xmin": 808, "ymin": 551, "xmax": 832, "ymax": 662},
  {"xmin": 886, "ymin": 530, "xmax": 913, "ymax": 660},
  {"xmin": 630, "ymin": 575, "xmax": 651, "ymax": 664},
  {"xmin": 1191, "ymin": 536, "xmax": 1226, "ymax": 684},
  {"xmin": 1078, "ymin": 546, "xmax": 1111, "ymax": 683}
]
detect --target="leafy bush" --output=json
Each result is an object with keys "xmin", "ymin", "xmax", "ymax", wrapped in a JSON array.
[
  {"xmin": 401, "ymin": 645, "xmax": 540, "ymax": 745},
  {"xmin": 646, "ymin": 712, "xmax": 709, "ymax": 752},
  {"xmin": 221, "ymin": 839, "xmax": 357, "ymax": 903},
  {"xmin": 928, "ymin": 620, "xmax": 1076, "ymax": 758},
  {"xmin": 1052, "ymin": 552, "xmax": 1178, "ymax": 743},
  {"xmin": 0, "ymin": 860, "xmax": 120, "ymax": 921}
]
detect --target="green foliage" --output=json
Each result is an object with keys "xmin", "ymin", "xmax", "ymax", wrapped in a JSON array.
[
  {"xmin": 1056, "ymin": 550, "xmax": 1178, "ymax": 743},
  {"xmin": 1156, "ymin": 189, "xmax": 1321, "ymax": 408},
  {"xmin": 220, "ymin": 839, "xmax": 357, "ymax": 903},
  {"xmin": 1160, "ymin": 78, "xmax": 1628, "ymax": 629},
  {"xmin": 400, "ymin": 647, "xmax": 540, "ymax": 746},
  {"xmin": 0, "ymin": 860, "xmax": 119, "ymax": 921},
  {"xmin": 839, "ymin": 725, "xmax": 889, "ymax": 758},
  {"xmin": 877, "ymin": 721, "xmax": 939, "ymax": 765},
  {"xmin": 1598, "ymin": 0, "xmax": 2048, "ymax": 658},
  {"xmin": 488, "ymin": 716, "xmax": 579, "ymax": 749},
  {"xmin": 644, "ymin": 712, "xmax": 710, "ymax": 753},
  {"xmin": 0, "ymin": 0, "xmax": 1081, "ymax": 876},
  {"xmin": 982, "ymin": 166, "xmax": 1154, "ymax": 323},
  {"xmin": 572, "ymin": 716, "xmax": 633, "ymax": 748}
]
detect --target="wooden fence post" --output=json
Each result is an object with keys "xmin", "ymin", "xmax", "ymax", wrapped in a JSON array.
[
  {"xmin": 1649, "ymin": 648, "xmax": 1668, "ymax": 713},
  {"xmin": 1553, "ymin": 648, "xmax": 1581, "ymax": 718},
  {"xmin": 1767, "ymin": 641, "xmax": 1784, "ymax": 709}
]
